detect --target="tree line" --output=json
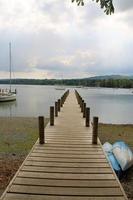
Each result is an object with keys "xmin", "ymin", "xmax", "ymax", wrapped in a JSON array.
[{"xmin": 0, "ymin": 78, "xmax": 133, "ymax": 88}]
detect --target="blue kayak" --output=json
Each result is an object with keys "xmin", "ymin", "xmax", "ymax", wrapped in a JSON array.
[{"xmin": 107, "ymin": 152, "xmax": 122, "ymax": 178}]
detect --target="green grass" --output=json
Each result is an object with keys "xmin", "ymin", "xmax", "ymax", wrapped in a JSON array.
[
  {"xmin": 0, "ymin": 118, "xmax": 133, "ymax": 154},
  {"xmin": 99, "ymin": 123, "xmax": 133, "ymax": 148},
  {"xmin": 0, "ymin": 117, "xmax": 49, "ymax": 154}
]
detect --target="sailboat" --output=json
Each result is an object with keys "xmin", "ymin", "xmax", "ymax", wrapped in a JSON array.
[
  {"xmin": 55, "ymin": 76, "xmax": 66, "ymax": 90},
  {"xmin": 55, "ymin": 86, "xmax": 65, "ymax": 91},
  {"xmin": 0, "ymin": 43, "xmax": 16, "ymax": 102}
]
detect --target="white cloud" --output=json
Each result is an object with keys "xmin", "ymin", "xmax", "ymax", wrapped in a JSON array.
[{"xmin": 0, "ymin": 0, "xmax": 133, "ymax": 79}]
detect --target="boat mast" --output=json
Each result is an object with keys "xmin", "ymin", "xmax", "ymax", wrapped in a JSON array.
[{"xmin": 9, "ymin": 42, "xmax": 12, "ymax": 92}]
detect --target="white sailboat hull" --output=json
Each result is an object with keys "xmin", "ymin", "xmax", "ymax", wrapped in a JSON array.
[
  {"xmin": 55, "ymin": 88, "xmax": 65, "ymax": 90},
  {"xmin": 0, "ymin": 43, "xmax": 17, "ymax": 103},
  {"xmin": 0, "ymin": 93, "xmax": 16, "ymax": 102}
]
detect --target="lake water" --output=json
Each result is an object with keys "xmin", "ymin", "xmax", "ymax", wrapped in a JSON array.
[{"xmin": 0, "ymin": 85, "xmax": 133, "ymax": 124}]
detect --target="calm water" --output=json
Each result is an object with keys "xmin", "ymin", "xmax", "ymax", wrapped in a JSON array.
[
  {"xmin": 77, "ymin": 87, "xmax": 133, "ymax": 124},
  {"xmin": 0, "ymin": 85, "xmax": 133, "ymax": 124},
  {"xmin": 0, "ymin": 85, "xmax": 66, "ymax": 118}
]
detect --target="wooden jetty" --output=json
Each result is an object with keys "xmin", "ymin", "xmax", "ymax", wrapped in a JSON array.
[{"xmin": 1, "ymin": 90, "xmax": 128, "ymax": 200}]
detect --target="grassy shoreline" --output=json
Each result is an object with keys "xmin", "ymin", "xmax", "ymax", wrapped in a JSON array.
[
  {"xmin": 0, "ymin": 117, "xmax": 133, "ymax": 199},
  {"xmin": 0, "ymin": 117, "xmax": 49, "ymax": 196},
  {"xmin": 99, "ymin": 123, "xmax": 133, "ymax": 148}
]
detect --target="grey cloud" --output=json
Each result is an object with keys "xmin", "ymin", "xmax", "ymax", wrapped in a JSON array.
[
  {"xmin": 115, "ymin": 0, "xmax": 133, "ymax": 11},
  {"xmin": 36, "ymin": 63, "xmax": 70, "ymax": 72},
  {"xmin": 0, "ymin": 0, "xmax": 133, "ymax": 79},
  {"xmin": 37, "ymin": 0, "xmax": 71, "ymax": 23}
]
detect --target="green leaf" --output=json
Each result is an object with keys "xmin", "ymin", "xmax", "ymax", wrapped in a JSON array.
[{"xmin": 71, "ymin": 0, "xmax": 115, "ymax": 15}]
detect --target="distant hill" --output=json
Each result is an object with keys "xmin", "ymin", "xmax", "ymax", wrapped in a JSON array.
[
  {"xmin": 88, "ymin": 75, "xmax": 133, "ymax": 80},
  {"xmin": 0, "ymin": 75, "xmax": 133, "ymax": 88}
]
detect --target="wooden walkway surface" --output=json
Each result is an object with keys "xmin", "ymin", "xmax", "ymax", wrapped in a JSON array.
[{"xmin": 1, "ymin": 91, "xmax": 128, "ymax": 200}]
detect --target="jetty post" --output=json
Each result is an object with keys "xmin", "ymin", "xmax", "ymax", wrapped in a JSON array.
[
  {"xmin": 83, "ymin": 102, "xmax": 86, "ymax": 118},
  {"xmin": 50, "ymin": 106, "xmax": 54, "ymax": 126},
  {"xmin": 38, "ymin": 116, "xmax": 45, "ymax": 144},
  {"xmin": 92, "ymin": 116, "xmax": 99, "ymax": 144},
  {"xmin": 86, "ymin": 107, "xmax": 90, "ymax": 127},
  {"xmin": 81, "ymin": 100, "xmax": 84, "ymax": 112},
  {"xmin": 58, "ymin": 99, "xmax": 61, "ymax": 112},
  {"xmin": 55, "ymin": 101, "xmax": 58, "ymax": 117}
]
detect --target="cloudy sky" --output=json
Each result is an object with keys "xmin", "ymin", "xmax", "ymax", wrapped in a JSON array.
[{"xmin": 0, "ymin": 0, "xmax": 133, "ymax": 79}]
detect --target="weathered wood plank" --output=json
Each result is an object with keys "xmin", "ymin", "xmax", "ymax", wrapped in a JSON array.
[
  {"xmin": 46, "ymin": 138, "xmax": 92, "ymax": 140},
  {"xmin": 30, "ymin": 152, "xmax": 106, "ymax": 159},
  {"xmin": 45, "ymin": 140, "xmax": 92, "ymax": 143},
  {"xmin": 18, "ymin": 171, "xmax": 115, "ymax": 180},
  {"xmin": 27, "ymin": 157, "xmax": 107, "ymax": 163},
  {"xmin": 35, "ymin": 144, "xmax": 101, "ymax": 148},
  {"xmin": 24, "ymin": 160, "xmax": 111, "ymax": 168},
  {"xmin": 9, "ymin": 185, "xmax": 123, "ymax": 196},
  {"xmin": 4, "ymin": 193, "xmax": 125, "ymax": 200},
  {"xmin": 45, "ymin": 135, "xmax": 92, "ymax": 138},
  {"xmin": 34, "ymin": 147, "xmax": 102, "ymax": 151},
  {"xmin": 22, "ymin": 166, "xmax": 112, "ymax": 174},
  {"xmin": 14, "ymin": 177, "xmax": 118, "ymax": 187},
  {"xmin": 32, "ymin": 149, "xmax": 103, "ymax": 155}
]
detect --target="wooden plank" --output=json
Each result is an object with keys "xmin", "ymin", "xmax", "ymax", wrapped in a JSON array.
[
  {"xmin": 45, "ymin": 139, "xmax": 92, "ymax": 142},
  {"xmin": 32, "ymin": 149, "xmax": 103, "ymax": 155},
  {"xmin": 46, "ymin": 135, "xmax": 92, "ymax": 138},
  {"xmin": 46, "ymin": 133, "xmax": 91, "ymax": 135},
  {"xmin": 35, "ymin": 144, "xmax": 101, "ymax": 148},
  {"xmin": 4, "ymin": 193, "xmax": 125, "ymax": 200},
  {"xmin": 24, "ymin": 160, "xmax": 110, "ymax": 168},
  {"xmin": 45, "ymin": 135, "xmax": 92, "ymax": 138},
  {"xmin": 27, "ymin": 157, "xmax": 107, "ymax": 163},
  {"xmin": 17, "ymin": 171, "xmax": 115, "ymax": 180},
  {"xmin": 34, "ymin": 147, "xmax": 102, "ymax": 151},
  {"xmin": 46, "ymin": 134, "xmax": 92, "ymax": 137},
  {"xmin": 14, "ymin": 177, "xmax": 118, "ymax": 187},
  {"xmin": 30, "ymin": 153, "xmax": 106, "ymax": 159},
  {"xmin": 9, "ymin": 185, "xmax": 123, "ymax": 196},
  {"xmin": 43, "ymin": 141, "xmax": 94, "ymax": 145},
  {"xmin": 22, "ymin": 166, "xmax": 112, "ymax": 174},
  {"xmin": 45, "ymin": 139, "xmax": 92, "ymax": 143}
]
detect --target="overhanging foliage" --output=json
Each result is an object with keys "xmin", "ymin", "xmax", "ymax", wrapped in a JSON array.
[{"xmin": 71, "ymin": 0, "xmax": 114, "ymax": 15}]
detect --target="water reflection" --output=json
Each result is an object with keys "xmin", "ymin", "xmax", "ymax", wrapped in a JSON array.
[
  {"xmin": 0, "ymin": 85, "xmax": 133, "ymax": 124},
  {"xmin": 0, "ymin": 100, "xmax": 17, "ymax": 117},
  {"xmin": 0, "ymin": 85, "xmax": 66, "ymax": 118},
  {"xmin": 77, "ymin": 87, "xmax": 133, "ymax": 124}
]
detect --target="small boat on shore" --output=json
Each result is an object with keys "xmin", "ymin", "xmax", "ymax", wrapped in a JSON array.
[
  {"xmin": 55, "ymin": 87, "xmax": 65, "ymax": 90},
  {"xmin": 0, "ymin": 43, "xmax": 16, "ymax": 102}
]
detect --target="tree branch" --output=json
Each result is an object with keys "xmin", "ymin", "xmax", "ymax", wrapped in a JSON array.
[{"xmin": 71, "ymin": 0, "xmax": 114, "ymax": 15}]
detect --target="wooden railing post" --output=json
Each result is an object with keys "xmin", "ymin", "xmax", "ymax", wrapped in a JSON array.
[
  {"xmin": 50, "ymin": 106, "xmax": 54, "ymax": 126},
  {"xmin": 81, "ymin": 100, "xmax": 84, "ymax": 112},
  {"xmin": 55, "ymin": 102, "xmax": 58, "ymax": 117},
  {"xmin": 79, "ymin": 97, "xmax": 82, "ymax": 108},
  {"xmin": 92, "ymin": 117, "xmax": 98, "ymax": 144},
  {"xmin": 61, "ymin": 97, "xmax": 63, "ymax": 107},
  {"xmin": 58, "ymin": 99, "xmax": 61, "ymax": 112},
  {"xmin": 79, "ymin": 97, "xmax": 82, "ymax": 107},
  {"xmin": 83, "ymin": 102, "xmax": 86, "ymax": 118},
  {"xmin": 75, "ymin": 90, "xmax": 82, "ymax": 107},
  {"xmin": 38, "ymin": 116, "xmax": 44, "ymax": 144},
  {"xmin": 60, "ymin": 90, "xmax": 69, "ymax": 107},
  {"xmin": 86, "ymin": 107, "xmax": 90, "ymax": 127}
]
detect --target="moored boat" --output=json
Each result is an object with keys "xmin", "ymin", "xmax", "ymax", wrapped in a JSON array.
[
  {"xmin": 55, "ymin": 87, "xmax": 65, "ymax": 90},
  {"xmin": 0, "ymin": 92, "xmax": 16, "ymax": 102},
  {"xmin": 0, "ymin": 43, "xmax": 16, "ymax": 102}
]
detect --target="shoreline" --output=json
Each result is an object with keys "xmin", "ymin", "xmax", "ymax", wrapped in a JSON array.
[
  {"xmin": 0, "ymin": 117, "xmax": 133, "ymax": 199},
  {"xmin": 0, "ymin": 117, "xmax": 49, "ymax": 196}
]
